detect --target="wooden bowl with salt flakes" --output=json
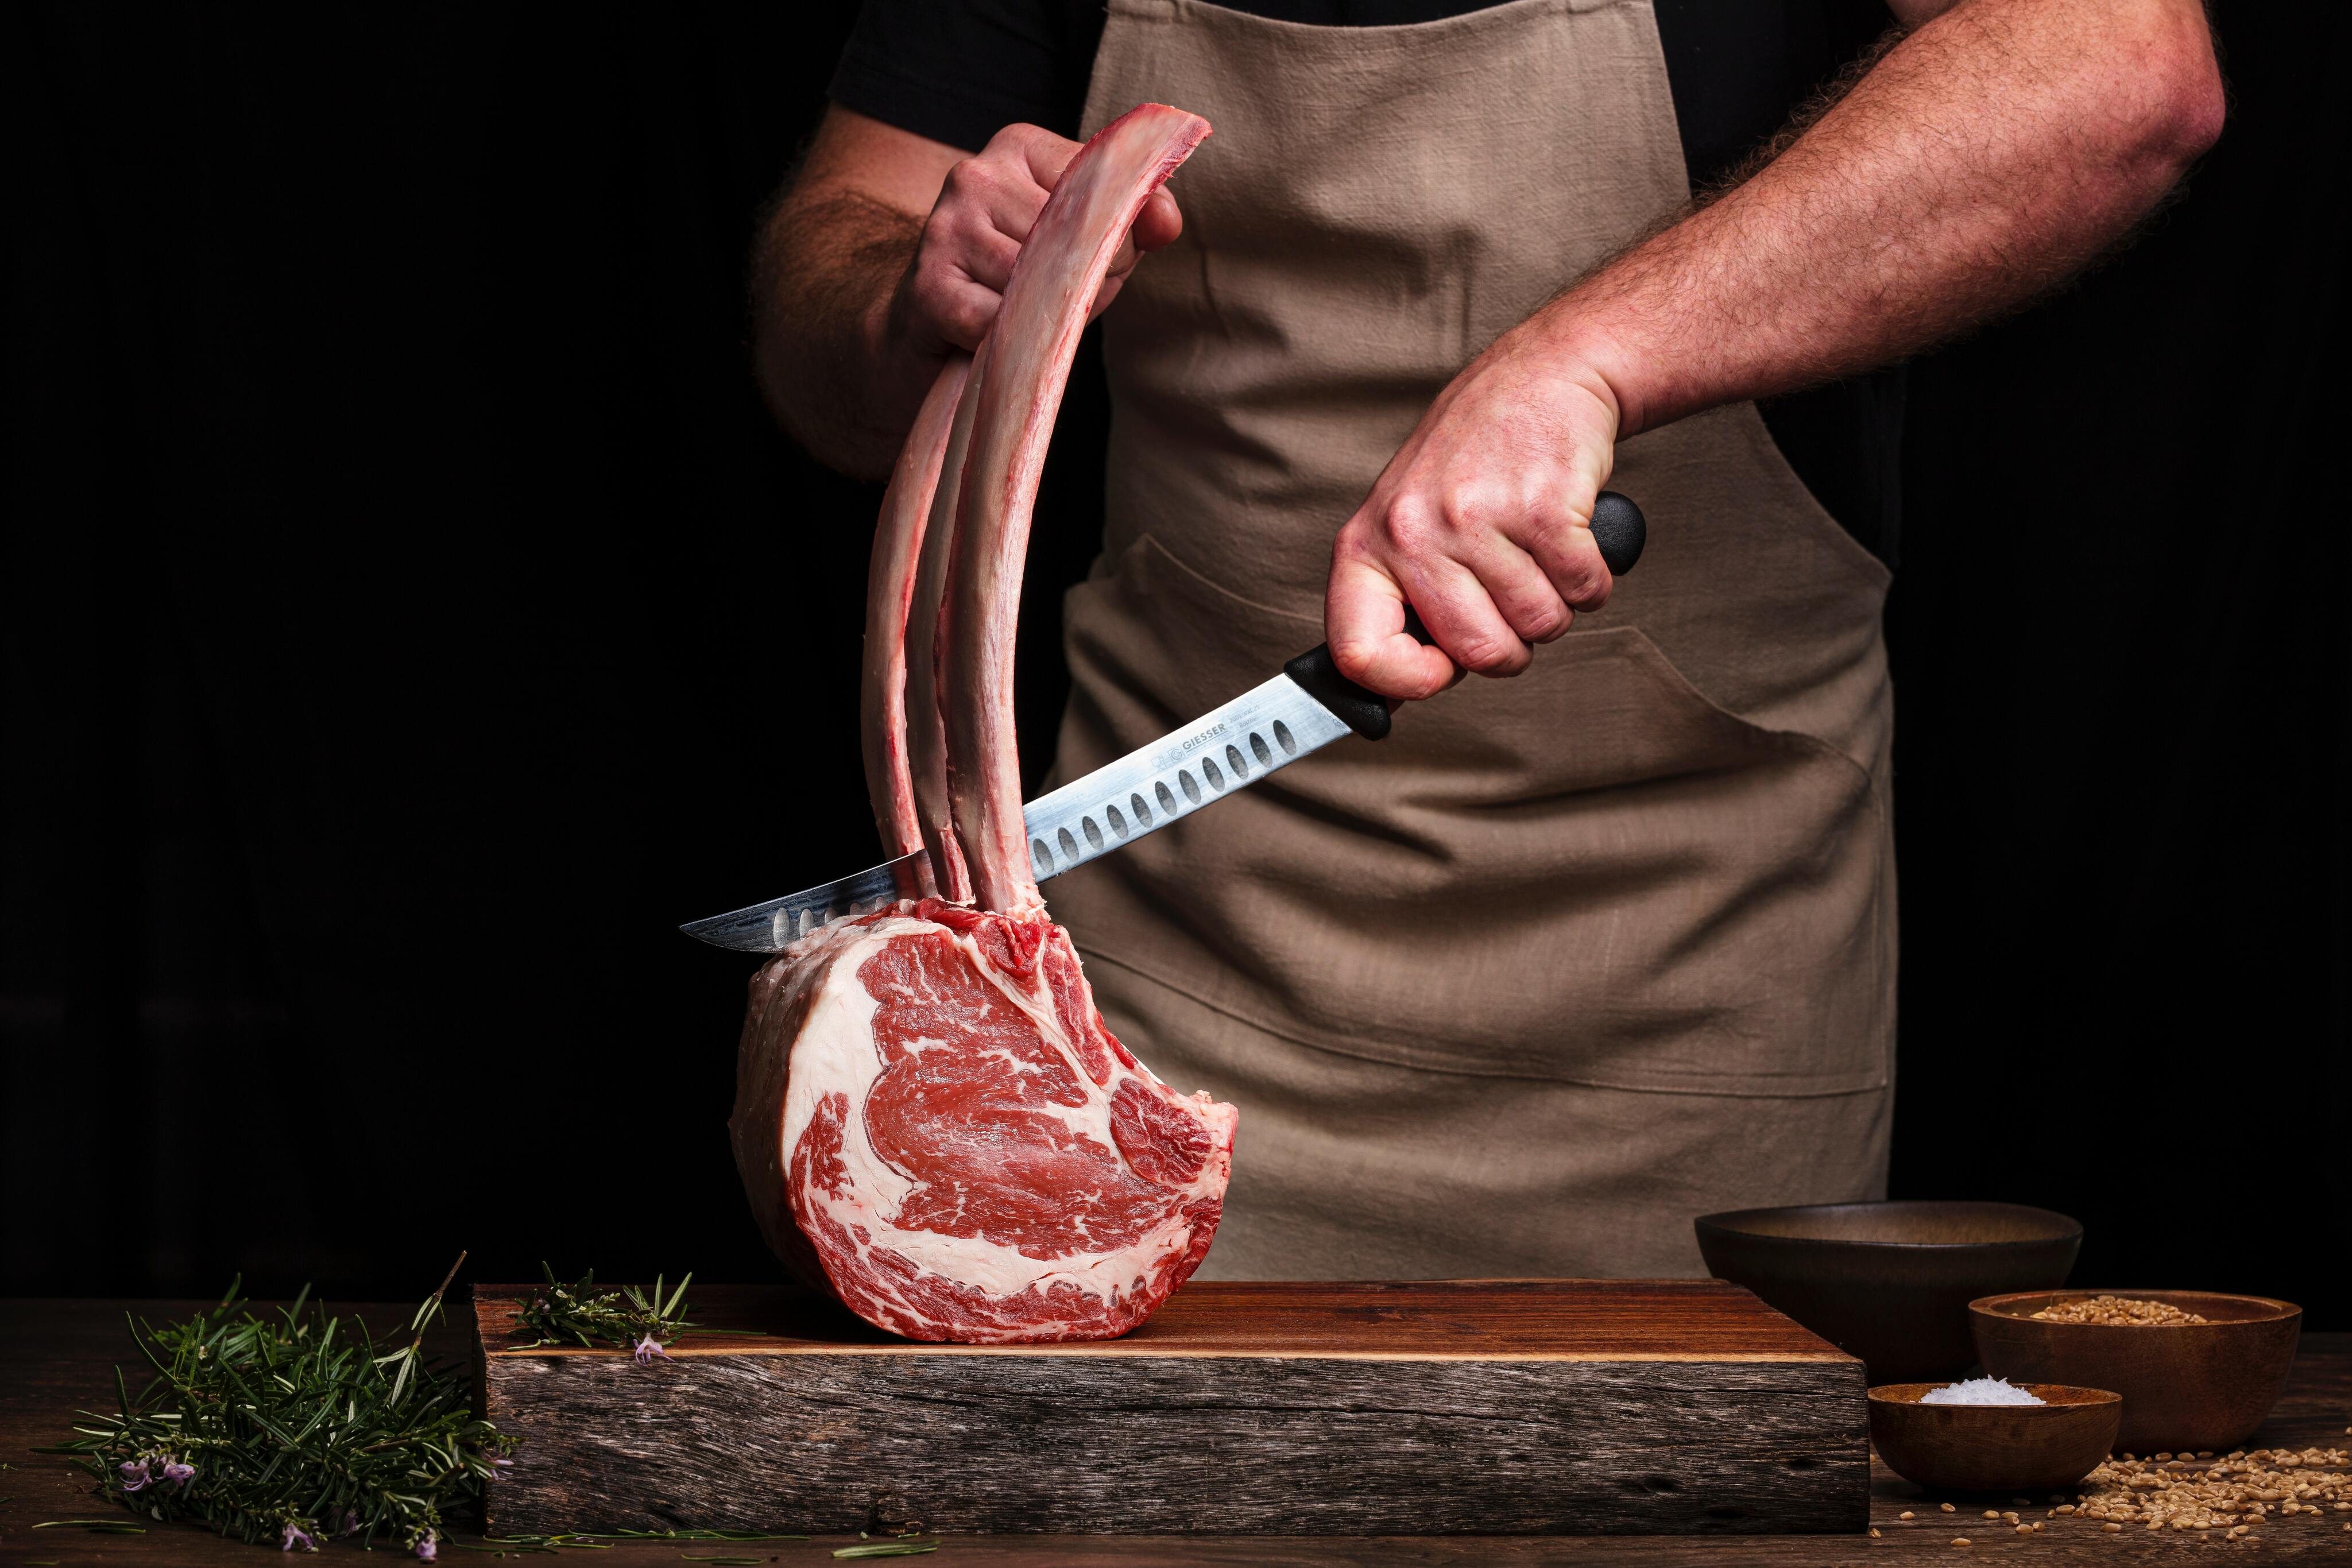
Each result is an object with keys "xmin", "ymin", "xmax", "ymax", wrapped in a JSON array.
[
  {"xmin": 1970, "ymin": 1290, "xmax": 2303, "ymax": 1453},
  {"xmin": 1869, "ymin": 1380, "xmax": 2121, "ymax": 1493}
]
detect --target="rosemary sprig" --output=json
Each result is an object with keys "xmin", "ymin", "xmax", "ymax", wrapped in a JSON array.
[
  {"xmin": 37, "ymin": 1255, "xmax": 515, "ymax": 1560},
  {"xmin": 513, "ymin": 1264, "xmax": 694, "ymax": 1361}
]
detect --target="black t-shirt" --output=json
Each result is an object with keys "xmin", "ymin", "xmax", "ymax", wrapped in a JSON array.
[{"xmin": 830, "ymin": 0, "xmax": 1906, "ymax": 561}]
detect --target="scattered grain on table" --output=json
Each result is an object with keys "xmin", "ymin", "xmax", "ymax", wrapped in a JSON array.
[{"xmin": 2068, "ymin": 1446, "xmax": 2350, "ymax": 1538}]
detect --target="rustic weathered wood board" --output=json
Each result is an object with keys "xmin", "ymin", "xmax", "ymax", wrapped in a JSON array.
[{"xmin": 474, "ymin": 1280, "xmax": 1866, "ymax": 1537}]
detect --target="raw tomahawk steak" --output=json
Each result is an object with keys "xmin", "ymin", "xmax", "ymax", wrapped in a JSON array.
[{"xmin": 729, "ymin": 105, "xmax": 1235, "ymax": 1344}]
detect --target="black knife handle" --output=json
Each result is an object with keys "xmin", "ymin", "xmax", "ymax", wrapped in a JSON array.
[
  {"xmin": 1588, "ymin": 490, "xmax": 1646, "ymax": 578},
  {"xmin": 1284, "ymin": 490, "xmax": 1646, "ymax": 742}
]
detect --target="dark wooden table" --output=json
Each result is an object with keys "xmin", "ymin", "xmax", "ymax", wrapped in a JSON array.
[{"xmin": 3, "ymin": 1300, "xmax": 2346, "ymax": 1565}]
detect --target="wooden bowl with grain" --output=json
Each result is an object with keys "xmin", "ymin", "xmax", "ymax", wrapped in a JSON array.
[
  {"xmin": 1868, "ymin": 1382, "xmax": 2121, "ymax": 1494},
  {"xmin": 1970, "ymin": 1290, "xmax": 2303, "ymax": 1453}
]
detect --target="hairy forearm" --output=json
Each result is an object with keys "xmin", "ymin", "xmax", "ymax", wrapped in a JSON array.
[
  {"xmin": 751, "ymin": 186, "xmax": 929, "ymax": 480},
  {"xmin": 1541, "ymin": 0, "xmax": 2224, "ymax": 436}
]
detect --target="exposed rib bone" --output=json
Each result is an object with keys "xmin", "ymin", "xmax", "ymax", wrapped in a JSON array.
[
  {"xmin": 860, "ymin": 355, "xmax": 971, "ymax": 891},
  {"xmin": 904, "ymin": 349, "xmax": 985, "ymax": 903},
  {"xmin": 941, "ymin": 104, "xmax": 1212, "ymax": 915}
]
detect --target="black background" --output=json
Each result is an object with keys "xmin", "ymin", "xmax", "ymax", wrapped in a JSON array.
[{"xmin": 7, "ymin": 6, "xmax": 2345, "ymax": 1325}]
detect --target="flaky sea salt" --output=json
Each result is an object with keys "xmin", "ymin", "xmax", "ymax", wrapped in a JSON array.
[{"xmin": 1920, "ymin": 1377, "xmax": 2046, "ymax": 1407}]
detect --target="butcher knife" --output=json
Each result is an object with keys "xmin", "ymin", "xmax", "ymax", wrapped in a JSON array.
[{"xmin": 680, "ymin": 492, "xmax": 1646, "ymax": 951}]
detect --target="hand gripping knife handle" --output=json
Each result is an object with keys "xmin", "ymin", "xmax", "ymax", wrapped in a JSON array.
[{"xmin": 1282, "ymin": 490, "xmax": 1647, "ymax": 740}]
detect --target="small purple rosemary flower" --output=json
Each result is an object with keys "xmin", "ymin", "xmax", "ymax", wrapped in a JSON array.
[
  {"xmin": 281, "ymin": 1520, "xmax": 317, "ymax": 1552},
  {"xmin": 632, "ymin": 1333, "xmax": 667, "ymax": 1364},
  {"xmin": 485, "ymin": 1454, "xmax": 514, "ymax": 1480},
  {"xmin": 118, "ymin": 1457, "xmax": 152, "ymax": 1491},
  {"xmin": 341, "ymin": 1509, "xmax": 362, "ymax": 1535},
  {"xmin": 162, "ymin": 1459, "xmax": 195, "ymax": 1487},
  {"xmin": 414, "ymin": 1531, "xmax": 439, "ymax": 1561}
]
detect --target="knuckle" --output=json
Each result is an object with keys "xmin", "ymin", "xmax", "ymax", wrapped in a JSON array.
[
  {"xmin": 983, "ymin": 123, "xmax": 1034, "ymax": 157},
  {"xmin": 915, "ymin": 205, "xmax": 958, "ymax": 257},
  {"xmin": 1441, "ymin": 487, "xmax": 1500, "ymax": 536},
  {"xmin": 934, "ymin": 198, "xmax": 982, "ymax": 242},
  {"xmin": 1561, "ymin": 556, "xmax": 1612, "ymax": 609},
  {"xmin": 916, "ymin": 264, "xmax": 962, "ymax": 312},
  {"xmin": 1518, "ymin": 602, "xmax": 1570, "ymax": 642},
  {"xmin": 1546, "ymin": 525, "xmax": 1612, "ymax": 607},
  {"xmin": 918, "ymin": 232, "xmax": 963, "ymax": 273},
  {"xmin": 942, "ymin": 296, "xmax": 993, "ymax": 345},
  {"xmin": 942, "ymin": 157, "xmax": 997, "ymax": 204},
  {"xmin": 1381, "ymin": 495, "xmax": 1442, "ymax": 551},
  {"xmin": 1451, "ymin": 632, "xmax": 1521, "ymax": 675}
]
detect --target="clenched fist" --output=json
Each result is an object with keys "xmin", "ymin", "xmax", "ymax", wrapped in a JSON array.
[
  {"xmin": 1325, "ymin": 327, "xmax": 1626, "ymax": 701},
  {"xmin": 885, "ymin": 123, "xmax": 1185, "ymax": 363}
]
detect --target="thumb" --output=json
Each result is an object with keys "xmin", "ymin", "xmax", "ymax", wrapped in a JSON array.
[{"xmin": 1325, "ymin": 555, "xmax": 1457, "ymax": 702}]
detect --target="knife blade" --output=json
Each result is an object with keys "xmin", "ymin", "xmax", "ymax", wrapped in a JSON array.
[
  {"xmin": 680, "ymin": 491, "xmax": 1645, "ymax": 952},
  {"xmin": 676, "ymin": 668, "xmax": 1353, "ymax": 951}
]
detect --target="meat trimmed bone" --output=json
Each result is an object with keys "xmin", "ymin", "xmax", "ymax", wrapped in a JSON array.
[
  {"xmin": 731, "ymin": 104, "xmax": 1232, "ymax": 1344},
  {"xmin": 943, "ymin": 104, "xmax": 1213, "ymax": 914},
  {"xmin": 861, "ymin": 354, "xmax": 970, "ymax": 886},
  {"xmin": 902, "ymin": 349, "xmax": 985, "ymax": 903}
]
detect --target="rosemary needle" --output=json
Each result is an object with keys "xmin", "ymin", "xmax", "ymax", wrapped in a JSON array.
[{"xmin": 834, "ymin": 1540, "xmax": 943, "ymax": 1558}]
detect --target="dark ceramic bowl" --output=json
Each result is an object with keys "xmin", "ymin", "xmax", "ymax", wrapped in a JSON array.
[
  {"xmin": 1694, "ymin": 1201, "xmax": 2082, "ymax": 1383},
  {"xmin": 1869, "ymin": 1382, "xmax": 2121, "ymax": 1493},
  {"xmin": 1971, "ymin": 1290, "xmax": 2302, "ymax": 1453}
]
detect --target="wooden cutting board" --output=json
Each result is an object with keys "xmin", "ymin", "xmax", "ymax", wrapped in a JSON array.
[{"xmin": 474, "ymin": 1280, "xmax": 1866, "ymax": 1536}]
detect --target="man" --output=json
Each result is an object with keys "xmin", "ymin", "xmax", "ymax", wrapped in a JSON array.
[{"xmin": 753, "ymin": 0, "xmax": 2222, "ymax": 1279}]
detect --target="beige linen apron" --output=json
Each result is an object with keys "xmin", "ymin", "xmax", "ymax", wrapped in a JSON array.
[{"xmin": 1051, "ymin": 0, "xmax": 1897, "ymax": 1279}]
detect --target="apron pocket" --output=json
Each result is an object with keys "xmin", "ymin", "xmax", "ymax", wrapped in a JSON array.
[{"xmin": 1046, "ymin": 532, "xmax": 1895, "ymax": 1099}]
